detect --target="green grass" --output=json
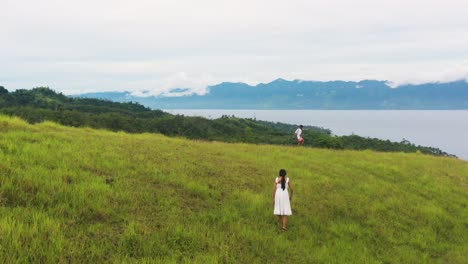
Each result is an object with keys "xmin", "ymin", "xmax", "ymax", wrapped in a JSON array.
[{"xmin": 0, "ymin": 115, "xmax": 467, "ymax": 263}]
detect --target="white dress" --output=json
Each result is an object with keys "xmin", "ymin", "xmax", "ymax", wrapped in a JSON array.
[{"xmin": 274, "ymin": 177, "xmax": 292, "ymax": 215}]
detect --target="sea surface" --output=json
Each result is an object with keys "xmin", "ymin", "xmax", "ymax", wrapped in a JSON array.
[{"xmin": 165, "ymin": 110, "xmax": 468, "ymax": 160}]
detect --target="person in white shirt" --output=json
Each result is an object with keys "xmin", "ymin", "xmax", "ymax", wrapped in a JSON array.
[{"xmin": 294, "ymin": 125, "xmax": 304, "ymax": 145}]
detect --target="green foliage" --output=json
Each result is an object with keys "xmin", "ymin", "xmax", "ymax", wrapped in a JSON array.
[
  {"xmin": 0, "ymin": 116, "xmax": 466, "ymax": 263},
  {"xmin": 340, "ymin": 135, "xmax": 451, "ymax": 156},
  {"xmin": 0, "ymin": 86, "xmax": 8, "ymax": 95},
  {"xmin": 0, "ymin": 87, "xmax": 453, "ymax": 156},
  {"xmin": 314, "ymin": 135, "xmax": 344, "ymax": 149}
]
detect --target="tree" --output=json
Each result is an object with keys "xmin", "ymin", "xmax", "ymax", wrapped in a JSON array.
[
  {"xmin": 315, "ymin": 135, "xmax": 344, "ymax": 149},
  {"xmin": 0, "ymin": 86, "xmax": 8, "ymax": 95}
]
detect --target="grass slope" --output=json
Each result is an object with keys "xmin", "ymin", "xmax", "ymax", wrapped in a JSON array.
[{"xmin": 0, "ymin": 115, "xmax": 467, "ymax": 263}]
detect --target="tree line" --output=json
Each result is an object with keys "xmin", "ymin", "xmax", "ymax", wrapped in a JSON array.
[{"xmin": 0, "ymin": 86, "xmax": 454, "ymax": 157}]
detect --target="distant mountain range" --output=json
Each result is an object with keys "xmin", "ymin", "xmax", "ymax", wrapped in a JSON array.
[{"xmin": 76, "ymin": 79, "xmax": 468, "ymax": 109}]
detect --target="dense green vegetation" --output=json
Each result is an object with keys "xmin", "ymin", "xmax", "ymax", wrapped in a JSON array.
[
  {"xmin": 0, "ymin": 116, "xmax": 466, "ymax": 263},
  {"xmin": 0, "ymin": 86, "xmax": 453, "ymax": 156}
]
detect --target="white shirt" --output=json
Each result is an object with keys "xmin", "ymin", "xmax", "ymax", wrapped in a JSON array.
[{"xmin": 295, "ymin": 128, "xmax": 302, "ymax": 139}]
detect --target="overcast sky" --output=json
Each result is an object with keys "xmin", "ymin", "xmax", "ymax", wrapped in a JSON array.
[{"xmin": 2, "ymin": 0, "xmax": 468, "ymax": 95}]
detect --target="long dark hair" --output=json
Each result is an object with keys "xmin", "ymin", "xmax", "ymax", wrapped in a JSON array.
[{"xmin": 279, "ymin": 169, "xmax": 287, "ymax": 190}]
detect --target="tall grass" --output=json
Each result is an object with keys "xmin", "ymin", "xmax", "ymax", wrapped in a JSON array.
[{"xmin": 0, "ymin": 115, "xmax": 467, "ymax": 263}]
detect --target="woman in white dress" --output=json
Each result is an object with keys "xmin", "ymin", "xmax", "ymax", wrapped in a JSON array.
[{"xmin": 273, "ymin": 169, "xmax": 293, "ymax": 231}]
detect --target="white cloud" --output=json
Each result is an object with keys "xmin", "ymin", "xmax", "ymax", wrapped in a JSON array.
[
  {"xmin": 129, "ymin": 72, "xmax": 216, "ymax": 97},
  {"xmin": 387, "ymin": 63, "xmax": 468, "ymax": 87},
  {"xmin": 1, "ymin": 0, "xmax": 468, "ymax": 94}
]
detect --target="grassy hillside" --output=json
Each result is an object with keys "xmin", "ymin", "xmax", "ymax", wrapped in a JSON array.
[{"xmin": 0, "ymin": 115, "xmax": 467, "ymax": 263}]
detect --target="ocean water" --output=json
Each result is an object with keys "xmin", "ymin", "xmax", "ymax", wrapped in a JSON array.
[{"xmin": 165, "ymin": 110, "xmax": 468, "ymax": 160}]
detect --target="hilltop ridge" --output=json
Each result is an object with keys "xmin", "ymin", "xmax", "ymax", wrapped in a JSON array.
[{"xmin": 0, "ymin": 86, "xmax": 453, "ymax": 157}]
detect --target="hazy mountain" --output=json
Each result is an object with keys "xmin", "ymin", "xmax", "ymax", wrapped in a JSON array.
[{"xmin": 76, "ymin": 79, "xmax": 468, "ymax": 109}]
